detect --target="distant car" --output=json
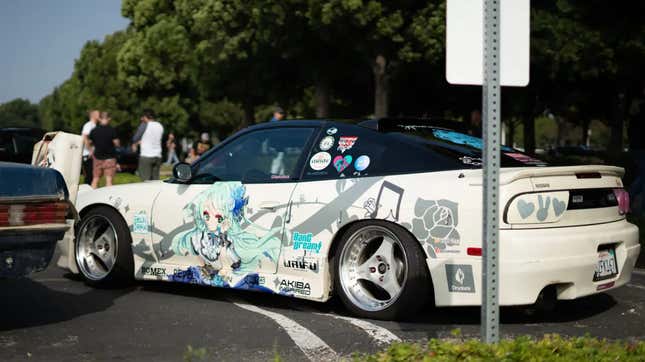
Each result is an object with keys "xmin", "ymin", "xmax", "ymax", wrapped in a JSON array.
[
  {"xmin": 0, "ymin": 128, "xmax": 46, "ymax": 164},
  {"xmin": 55, "ymin": 119, "xmax": 640, "ymax": 320},
  {"xmin": 0, "ymin": 162, "xmax": 74, "ymax": 277}
]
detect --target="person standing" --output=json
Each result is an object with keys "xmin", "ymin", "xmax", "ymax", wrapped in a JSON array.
[
  {"xmin": 195, "ymin": 132, "xmax": 212, "ymax": 157},
  {"xmin": 269, "ymin": 106, "xmax": 285, "ymax": 122},
  {"xmin": 132, "ymin": 109, "xmax": 164, "ymax": 180},
  {"xmin": 81, "ymin": 110, "xmax": 100, "ymax": 185},
  {"xmin": 89, "ymin": 112, "xmax": 119, "ymax": 188},
  {"xmin": 165, "ymin": 132, "xmax": 179, "ymax": 164}
]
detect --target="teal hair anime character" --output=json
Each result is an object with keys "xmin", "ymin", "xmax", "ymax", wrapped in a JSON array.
[{"xmin": 171, "ymin": 182, "xmax": 282, "ymax": 273}]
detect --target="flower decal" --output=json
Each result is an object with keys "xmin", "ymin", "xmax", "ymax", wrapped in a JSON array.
[{"xmin": 404, "ymin": 198, "xmax": 461, "ymax": 257}]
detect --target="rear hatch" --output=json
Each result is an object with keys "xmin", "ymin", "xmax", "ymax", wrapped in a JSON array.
[
  {"xmin": 496, "ymin": 165, "xmax": 626, "ymax": 229},
  {"xmin": 463, "ymin": 165, "xmax": 625, "ymax": 229}
]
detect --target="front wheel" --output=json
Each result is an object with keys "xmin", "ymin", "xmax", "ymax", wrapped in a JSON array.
[
  {"xmin": 75, "ymin": 206, "xmax": 134, "ymax": 285},
  {"xmin": 334, "ymin": 221, "xmax": 431, "ymax": 320}
]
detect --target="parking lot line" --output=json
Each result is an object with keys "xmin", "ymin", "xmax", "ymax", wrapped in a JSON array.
[
  {"xmin": 232, "ymin": 302, "xmax": 338, "ymax": 362},
  {"xmin": 627, "ymin": 283, "xmax": 645, "ymax": 291},
  {"xmin": 314, "ymin": 313, "xmax": 401, "ymax": 346}
]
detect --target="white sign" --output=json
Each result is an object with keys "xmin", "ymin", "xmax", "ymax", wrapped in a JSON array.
[{"xmin": 446, "ymin": 0, "xmax": 530, "ymax": 86}]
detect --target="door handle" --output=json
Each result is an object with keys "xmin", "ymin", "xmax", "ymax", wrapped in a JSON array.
[{"xmin": 260, "ymin": 201, "xmax": 281, "ymax": 211}]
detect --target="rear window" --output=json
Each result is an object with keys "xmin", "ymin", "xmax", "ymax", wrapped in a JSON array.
[{"xmin": 390, "ymin": 126, "xmax": 547, "ymax": 168}]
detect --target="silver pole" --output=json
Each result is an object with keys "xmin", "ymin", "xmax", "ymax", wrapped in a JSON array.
[{"xmin": 481, "ymin": 0, "xmax": 501, "ymax": 343}]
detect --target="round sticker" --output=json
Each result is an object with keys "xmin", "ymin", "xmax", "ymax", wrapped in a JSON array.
[
  {"xmin": 354, "ymin": 155, "xmax": 370, "ymax": 171},
  {"xmin": 319, "ymin": 136, "xmax": 334, "ymax": 151},
  {"xmin": 326, "ymin": 127, "xmax": 338, "ymax": 135},
  {"xmin": 309, "ymin": 152, "xmax": 332, "ymax": 171}
]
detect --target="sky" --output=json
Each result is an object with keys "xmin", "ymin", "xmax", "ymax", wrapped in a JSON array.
[{"xmin": 0, "ymin": 0, "xmax": 129, "ymax": 104}]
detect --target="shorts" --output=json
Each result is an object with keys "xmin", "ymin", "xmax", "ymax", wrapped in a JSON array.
[{"xmin": 93, "ymin": 157, "xmax": 117, "ymax": 178}]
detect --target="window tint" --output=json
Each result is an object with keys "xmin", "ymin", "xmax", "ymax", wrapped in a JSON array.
[{"xmin": 192, "ymin": 127, "xmax": 314, "ymax": 183}]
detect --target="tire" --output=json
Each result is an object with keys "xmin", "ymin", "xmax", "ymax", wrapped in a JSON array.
[
  {"xmin": 333, "ymin": 220, "xmax": 431, "ymax": 320},
  {"xmin": 75, "ymin": 206, "xmax": 134, "ymax": 286}
]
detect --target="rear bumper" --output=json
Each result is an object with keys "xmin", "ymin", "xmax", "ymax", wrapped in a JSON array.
[
  {"xmin": 0, "ymin": 224, "xmax": 69, "ymax": 277},
  {"xmin": 430, "ymin": 219, "xmax": 641, "ymax": 306}
]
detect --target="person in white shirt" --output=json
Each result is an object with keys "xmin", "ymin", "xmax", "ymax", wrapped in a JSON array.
[
  {"xmin": 81, "ymin": 110, "xmax": 100, "ymax": 185},
  {"xmin": 132, "ymin": 109, "xmax": 164, "ymax": 180}
]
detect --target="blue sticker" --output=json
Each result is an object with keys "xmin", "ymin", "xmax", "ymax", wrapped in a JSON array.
[
  {"xmin": 354, "ymin": 155, "xmax": 370, "ymax": 171},
  {"xmin": 432, "ymin": 129, "xmax": 513, "ymax": 152},
  {"xmin": 132, "ymin": 212, "xmax": 149, "ymax": 234}
]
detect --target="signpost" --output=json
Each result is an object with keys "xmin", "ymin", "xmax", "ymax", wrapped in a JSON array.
[{"xmin": 446, "ymin": 0, "xmax": 530, "ymax": 343}]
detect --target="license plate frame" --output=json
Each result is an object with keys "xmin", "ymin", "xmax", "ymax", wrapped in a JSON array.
[{"xmin": 593, "ymin": 247, "xmax": 618, "ymax": 282}]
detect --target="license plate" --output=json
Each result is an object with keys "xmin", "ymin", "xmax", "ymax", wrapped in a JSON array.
[{"xmin": 593, "ymin": 248, "xmax": 618, "ymax": 281}]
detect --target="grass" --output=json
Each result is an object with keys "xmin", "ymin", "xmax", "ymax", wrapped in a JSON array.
[{"xmin": 352, "ymin": 332, "xmax": 645, "ymax": 362}]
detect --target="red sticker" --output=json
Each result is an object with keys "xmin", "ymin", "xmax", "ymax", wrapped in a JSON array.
[{"xmin": 337, "ymin": 136, "xmax": 358, "ymax": 153}]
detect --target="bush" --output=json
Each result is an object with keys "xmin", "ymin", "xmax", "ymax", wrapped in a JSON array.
[{"xmin": 355, "ymin": 333, "xmax": 645, "ymax": 361}]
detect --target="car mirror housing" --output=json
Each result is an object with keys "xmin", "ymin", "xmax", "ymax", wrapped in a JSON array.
[{"xmin": 173, "ymin": 162, "xmax": 192, "ymax": 182}]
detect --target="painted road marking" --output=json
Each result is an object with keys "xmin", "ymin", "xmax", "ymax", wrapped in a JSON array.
[
  {"xmin": 314, "ymin": 313, "xmax": 401, "ymax": 346},
  {"xmin": 233, "ymin": 302, "xmax": 338, "ymax": 362},
  {"xmin": 627, "ymin": 283, "xmax": 645, "ymax": 291}
]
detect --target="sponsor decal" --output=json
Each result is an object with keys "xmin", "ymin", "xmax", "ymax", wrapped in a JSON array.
[
  {"xmin": 141, "ymin": 266, "xmax": 167, "ymax": 276},
  {"xmin": 445, "ymin": 264, "xmax": 475, "ymax": 293},
  {"xmin": 270, "ymin": 175, "xmax": 291, "ymax": 180},
  {"xmin": 279, "ymin": 279, "xmax": 311, "ymax": 296},
  {"xmin": 132, "ymin": 211, "xmax": 149, "ymax": 234},
  {"xmin": 459, "ymin": 156, "xmax": 482, "ymax": 166},
  {"xmin": 333, "ymin": 155, "xmax": 352, "ymax": 173},
  {"xmin": 283, "ymin": 258, "xmax": 318, "ymax": 271},
  {"xmin": 319, "ymin": 136, "xmax": 335, "ymax": 151},
  {"xmin": 292, "ymin": 232, "xmax": 322, "ymax": 253},
  {"xmin": 309, "ymin": 151, "xmax": 332, "ymax": 171},
  {"xmin": 337, "ymin": 136, "xmax": 358, "ymax": 153},
  {"xmin": 354, "ymin": 155, "xmax": 370, "ymax": 172},
  {"xmin": 326, "ymin": 127, "xmax": 338, "ymax": 135}
]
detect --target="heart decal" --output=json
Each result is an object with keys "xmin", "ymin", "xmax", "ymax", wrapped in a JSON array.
[
  {"xmin": 333, "ymin": 155, "xmax": 352, "ymax": 173},
  {"xmin": 517, "ymin": 199, "xmax": 535, "ymax": 219},
  {"xmin": 552, "ymin": 197, "xmax": 566, "ymax": 217}
]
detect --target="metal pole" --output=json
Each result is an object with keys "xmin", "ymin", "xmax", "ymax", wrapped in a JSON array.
[{"xmin": 481, "ymin": 0, "xmax": 501, "ymax": 343}]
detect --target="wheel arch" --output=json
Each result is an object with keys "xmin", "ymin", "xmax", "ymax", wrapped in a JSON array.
[
  {"xmin": 327, "ymin": 218, "xmax": 435, "ymax": 302},
  {"xmin": 77, "ymin": 203, "xmax": 130, "ymax": 243}
]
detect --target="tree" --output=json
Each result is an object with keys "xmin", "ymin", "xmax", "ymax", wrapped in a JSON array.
[{"xmin": 0, "ymin": 98, "xmax": 40, "ymax": 128}]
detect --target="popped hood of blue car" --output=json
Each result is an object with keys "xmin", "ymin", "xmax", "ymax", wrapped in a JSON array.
[{"xmin": 0, "ymin": 162, "xmax": 68, "ymax": 200}]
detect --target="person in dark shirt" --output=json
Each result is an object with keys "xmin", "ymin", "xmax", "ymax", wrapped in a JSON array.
[{"xmin": 89, "ymin": 112, "xmax": 120, "ymax": 188}]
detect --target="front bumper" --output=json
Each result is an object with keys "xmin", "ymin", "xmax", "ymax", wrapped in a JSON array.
[
  {"xmin": 0, "ymin": 224, "xmax": 69, "ymax": 277},
  {"xmin": 430, "ymin": 219, "xmax": 641, "ymax": 306}
]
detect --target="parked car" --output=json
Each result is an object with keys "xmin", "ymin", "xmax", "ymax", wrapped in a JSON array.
[
  {"xmin": 0, "ymin": 128, "xmax": 46, "ymax": 164},
  {"xmin": 56, "ymin": 119, "xmax": 640, "ymax": 320},
  {"xmin": 115, "ymin": 146, "xmax": 138, "ymax": 173},
  {"xmin": 0, "ymin": 162, "xmax": 74, "ymax": 277}
]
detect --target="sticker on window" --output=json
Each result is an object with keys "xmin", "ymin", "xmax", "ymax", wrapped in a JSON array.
[
  {"xmin": 333, "ymin": 155, "xmax": 352, "ymax": 173},
  {"xmin": 326, "ymin": 127, "xmax": 338, "ymax": 135},
  {"xmin": 354, "ymin": 155, "xmax": 370, "ymax": 171},
  {"xmin": 319, "ymin": 136, "xmax": 334, "ymax": 151},
  {"xmin": 309, "ymin": 151, "xmax": 331, "ymax": 170},
  {"xmin": 432, "ymin": 129, "xmax": 513, "ymax": 152},
  {"xmin": 337, "ymin": 136, "xmax": 358, "ymax": 153}
]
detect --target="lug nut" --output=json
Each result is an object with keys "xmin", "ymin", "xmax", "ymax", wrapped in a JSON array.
[{"xmin": 369, "ymin": 267, "xmax": 376, "ymax": 273}]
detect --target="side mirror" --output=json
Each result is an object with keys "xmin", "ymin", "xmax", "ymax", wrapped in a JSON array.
[{"xmin": 173, "ymin": 162, "xmax": 192, "ymax": 182}]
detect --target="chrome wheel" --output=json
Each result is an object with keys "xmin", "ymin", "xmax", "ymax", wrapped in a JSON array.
[
  {"xmin": 339, "ymin": 225, "xmax": 408, "ymax": 312},
  {"xmin": 75, "ymin": 215, "xmax": 118, "ymax": 281}
]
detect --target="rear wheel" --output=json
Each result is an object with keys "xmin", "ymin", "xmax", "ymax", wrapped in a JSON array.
[
  {"xmin": 75, "ymin": 206, "xmax": 133, "ymax": 285},
  {"xmin": 334, "ymin": 221, "xmax": 431, "ymax": 320}
]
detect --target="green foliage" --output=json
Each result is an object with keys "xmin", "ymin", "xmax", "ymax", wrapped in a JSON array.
[
  {"xmin": 182, "ymin": 345, "xmax": 208, "ymax": 362},
  {"xmin": 356, "ymin": 334, "xmax": 645, "ymax": 362},
  {"xmin": 0, "ymin": 98, "xmax": 40, "ymax": 128}
]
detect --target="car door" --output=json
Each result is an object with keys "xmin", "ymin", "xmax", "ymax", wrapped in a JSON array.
[{"xmin": 151, "ymin": 126, "xmax": 317, "ymax": 277}]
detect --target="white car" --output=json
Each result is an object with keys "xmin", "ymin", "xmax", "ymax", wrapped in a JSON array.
[{"xmin": 56, "ymin": 119, "xmax": 640, "ymax": 320}]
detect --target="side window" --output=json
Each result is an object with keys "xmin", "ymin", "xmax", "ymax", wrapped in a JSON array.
[
  {"xmin": 192, "ymin": 127, "xmax": 315, "ymax": 183},
  {"xmin": 304, "ymin": 125, "xmax": 387, "ymax": 180}
]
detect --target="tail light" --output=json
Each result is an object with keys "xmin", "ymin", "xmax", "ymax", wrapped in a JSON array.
[
  {"xmin": 0, "ymin": 202, "xmax": 68, "ymax": 227},
  {"xmin": 612, "ymin": 189, "xmax": 630, "ymax": 215}
]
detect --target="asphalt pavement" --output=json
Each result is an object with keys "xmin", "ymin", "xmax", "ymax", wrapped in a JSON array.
[{"xmin": 2, "ymin": 263, "xmax": 645, "ymax": 361}]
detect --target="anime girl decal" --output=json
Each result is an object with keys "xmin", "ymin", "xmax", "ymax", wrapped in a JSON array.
[{"xmin": 171, "ymin": 182, "xmax": 282, "ymax": 274}]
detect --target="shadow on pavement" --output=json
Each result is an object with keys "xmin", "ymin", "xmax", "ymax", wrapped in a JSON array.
[{"xmin": 0, "ymin": 277, "xmax": 135, "ymax": 331}]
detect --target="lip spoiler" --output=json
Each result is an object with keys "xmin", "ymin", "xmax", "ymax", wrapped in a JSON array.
[{"xmin": 467, "ymin": 165, "xmax": 624, "ymax": 186}]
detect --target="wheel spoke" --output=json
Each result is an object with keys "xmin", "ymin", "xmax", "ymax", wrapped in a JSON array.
[
  {"xmin": 76, "ymin": 215, "xmax": 118, "ymax": 281},
  {"xmin": 96, "ymin": 228, "xmax": 115, "ymax": 246},
  {"xmin": 374, "ymin": 237, "xmax": 396, "ymax": 265},
  {"xmin": 379, "ymin": 273, "xmax": 402, "ymax": 299}
]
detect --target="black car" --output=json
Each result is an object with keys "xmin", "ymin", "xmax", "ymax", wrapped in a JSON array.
[
  {"xmin": 0, "ymin": 128, "xmax": 46, "ymax": 164},
  {"xmin": 0, "ymin": 162, "xmax": 74, "ymax": 277}
]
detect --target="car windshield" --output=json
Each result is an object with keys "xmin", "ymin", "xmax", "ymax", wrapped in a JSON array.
[{"xmin": 389, "ymin": 126, "xmax": 547, "ymax": 168}]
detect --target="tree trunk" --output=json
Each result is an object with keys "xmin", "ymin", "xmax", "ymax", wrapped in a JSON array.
[
  {"xmin": 373, "ymin": 54, "xmax": 389, "ymax": 118},
  {"xmin": 581, "ymin": 118, "xmax": 591, "ymax": 147},
  {"xmin": 506, "ymin": 119, "xmax": 516, "ymax": 147},
  {"xmin": 314, "ymin": 78, "xmax": 330, "ymax": 118},
  {"xmin": 523, "ymin": 116, "xmax": 536, "ymax": 154},
  {"xmin": 243, "ymin": 100, "xmax": 254, "ymax": 127},
  {"xmin": 609, "ymin": 92, "xmax": 626, "ymax": 154}
]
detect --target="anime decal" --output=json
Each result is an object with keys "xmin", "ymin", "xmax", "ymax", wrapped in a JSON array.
[{"xmin": 168, "ymin": 182, "xmax": 282, "ymax": 287}]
